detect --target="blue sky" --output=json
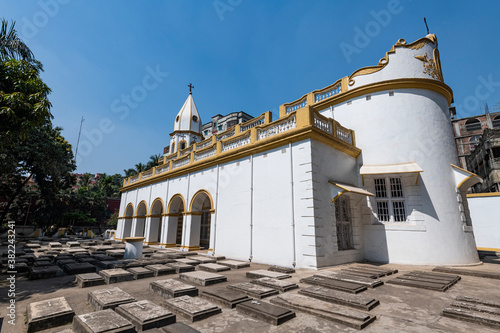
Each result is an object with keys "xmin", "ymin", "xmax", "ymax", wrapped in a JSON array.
[{"xmin": 2, "ymin": 0, "xmax": 500, "ymax": 175}]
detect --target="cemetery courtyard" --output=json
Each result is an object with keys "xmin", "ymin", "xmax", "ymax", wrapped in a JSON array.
[{"xmin": 0, "ymin": 238, "xmax": 500, "ymax": 332}]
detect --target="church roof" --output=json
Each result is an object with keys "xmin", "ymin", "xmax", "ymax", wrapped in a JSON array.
[{"xmin": 174, "ymin": 93, "xmax": 202, "ymax": 133}]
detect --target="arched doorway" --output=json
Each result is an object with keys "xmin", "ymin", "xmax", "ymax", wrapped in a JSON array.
[
  {"xmin": 134, "ymin": 201, "xmax": 147, "ymax": 237},
  {"xmin": 123, "ymin": 203, "xmax": 134, "ymax": 238},
  {"xmin": 189, "ymin": 190, "xmax": 214, "ymax": 249},
  {"xmin": 148, "ymin": 198, "xmax": 164, "ymax": 244},
  {"xmin": 166, "ymin": 195, "xmax": 185, "ymax": 246}
]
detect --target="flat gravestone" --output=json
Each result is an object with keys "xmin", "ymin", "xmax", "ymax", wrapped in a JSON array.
[
  {"xmin": 271, "ymin": 293, "xmax": 376, "ymax": 329},
  {"xmin": 75, "ymin": 273, "xmax": 106, "ymax": 288},
  {"xmin": 162, "ymin": 295, "xmax": 221, "ymax": 322},
  {"xmin": 162, "ymin": 322, "xmax": 201, "ymax": 333},
  {"xmin": 145, "ymin": 264, "xmax": 176, "ymax": 277},
  {"xmin": 188, "ymin": 256, "xmax": 216, "ymax": 264},
  {"xmin": 236, "ymin": 299, "xmax": 295, "ymax": 325},
  {"xmin": 92, "ymin": 254, "xmax": 115, "ymax": 261},
  {"xmin": 166, "ymin": 262, "xmax": 196, "ymax": 273},
  {"xmin": 49, "ymin": 242, "xmax": 63, "ymax": 248},
  {"xmin": 29, "ymin": 266, "xmax": 63, "ymax": 280},
  {"xmin": 246, "ymin": 270, "xmax": 291, "ymax": 280},
  {"xmin": 99, "ymin": 268, "xmax": 134, "ymax": 284},
  {"xmin": 299, "ymin": 286, "xmax": 380, "ymax": 311},
  {"xmin": 67, "ymin": 241, "xmax": 80, "ymax": 247},
  {"xmin": 314, "ymin": 271, "xmax": 384, "ymax": 288},
  {"xmin": 227, "ymin": 282, "xmax": 278, "ymax": 299},
  {"xmin": 97, "ymin": 260, "xmax": 124, "ymax": 269},
  {"xmin": 175, "ymin": 258, "xmax": 200, "ymax": 266},
  {"xmin": 34, "ymin": 260, "xmax": 53, "ymax": 267},
  {"xmin": 198, "ymin": 263, "xmax": 231, "ymax": 273},
  {"xmin": 201, "ymin": 287, "xmax": 251, "ymax": 308},
  {"xmin": 127, "ymin": 266, "xmax": 155, "ymax": 279},
  {"xmin": 26, "ymin": 243, "xmax": 41, "ymax": 249},
  {"xmin": 268, "ymin": 266, "xmax": 295, "ymax": 274},
  {"xmin": 251, "ymin": 277, "xmax": 298, "ymax": 292},
  {"xmin": 88, "ymin": 287, "xmax": 135, "ymax": 311},
  {"xmin": 116, "ymin": 300, "xmax": 176, "ymax": 331},
  {"xmin": 179, "ymin": 271, "xmax": 227, "ymax": 286},
  {"xmin": 27, "ymin": 297, "xmax": 75, "ymax": 333},
  {"xmin": 72, "ymin": 309, "xmax": 135, "ymax": 333},
  {"xmin": 77, "ymin": 257, "xmax": 98, "ymax": 265},
  {"xmin": 150, "ymin": 279, "xmax": 198, "ymax": 299},
  {"xmin": 66, "ymin": 248, "xmax": 89, "ymax": 254},
  {"xmin": 300, "ymin": 276, "xmax": 367, "ymax": 294},
  {"xmin": 63, "ymin": 262, "xmax": 96, "ymax": 275},
  {"xmin": 106, "ymin": 249, "xmax": 125, "ymax": 259}
]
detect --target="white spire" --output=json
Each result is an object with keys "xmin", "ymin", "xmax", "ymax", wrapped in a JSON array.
[{"xmin": 173, "ymin": 93, "xmax": 201, "ymax": 133}]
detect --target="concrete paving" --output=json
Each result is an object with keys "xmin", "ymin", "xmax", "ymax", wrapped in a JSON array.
[{"xmin": 2, "ymin": 244, "xmax": 500, "ymax": 332}]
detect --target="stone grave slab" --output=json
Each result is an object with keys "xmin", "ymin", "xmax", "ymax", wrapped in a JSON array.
[
  {"xmin": 106, "ymin": 249, "xmax": 125, "ymax": 259},
  {"xmin": 26, "ymin": 243, "xmax": 41, "ymax": 249},
  {"xmin": 63, "ymin": 262, "xmax": 96, "ymax": 275},
  {"xmin": 49, "ymin": 242, "xmax": 63, "ymax": 248},
  {"xmin": 350, "ymin": 264, "xmax": 399, "ymax": 276},
  {"xmin": 179, "ymin": 251, "xmax": 197, "ymax": 256},
  {"xmin": 162, "ymin": 295, "xmax": 221, "ymax": 322},
  {"xmin": 57, "ymin": 259, "xmax": 77, "ymax": 267},
  {"xmin": 251, "ymin": 277, "xmax": 298, "ymax": 292},
  {"xmin": 72, "ymin": 309, "xmax": 135, "ymax": 333},
  {"xmin": 77, "ymin": 257, "xmax": 98, "ymax": 265},
  {"xmin": 246, "ymin": 270, "xmax": 291, "ymax": 280},
  {"xmin": 29, "ymin": 266, "xmax": 63, "ymax": 280},
  {"xmin": 116, "ymin": 300, "xmax": 176, "ymax": 331},
  {"xmin": 165, "ymin": 253, "xmax": 186, "ymax": 260},
  {"xmin": 340, "ymin": 269, "xmax": 379, "ymax": 279},
  {"xmin": 175, "ymin": 258, "xmax": 200, "ymax": 266},
  {"xmin": 54, "ymin": 254, "xmax": 74, "ymax": 261},
  {"xmin": 179, "ymin": 271, "xmax": 227, "ymax": 286},
  {"xmin": 236, "ymin": 299, "xmax": 295, "ymax": 325},
  {"xmin": 75, "ymin": 273, "xmax": 106, "ymax": 288},
  {"xmin": 386, "ymin": 271, "xmax": 460, "ymax": 292},
  {"xmin": 99, "ymin": 268, "xmax": 134, "ymax": 284},
  {"xmin": 14, "ymin": 262, "xmax": 30, "ymax": 273},
  {"xmin": 27, "ymin": 296, "xmax": 75, "ymax": 333},
  {"xmin": 145, "ymin": 264, "xmax": 176, "ymax": 277},
  {"xmin": 150, "ymin": 279, "xmax": 199, "ymax": 298},
  {"xmin": 88, "ymin": 287, "xmax": 135, "ymax": 310},
  {"xmin": 200, "ymin": 288, "xmax": 251, "ymax": 308},
  {"xmin": 66, "ymin": 248, "xmax": 89, "ymax": 254},
  {"xmin": 198, "ymin": 263, "xmax": 231, "ymax": 273},
  {"xmin": 268, "ymin": 266, "xmax": 295, "ymax": 274},
  {"xmin": 198, "ymin": 253, "xmax": 226, "ymax": 260},
  {"xmin": 34, "ymin": 260, "xmax": 53, "ymax": 267},
  {"xmin": 162, "ymin": 322, "xmax": 201, "ymax": 333},
  {"xmin": 67, "ymin": 241, "xmax": 81, "ymax": 247},
  {"xmin": 166, "ymin": 262, "xmax": 196, "ymax": 273},
  {"xmin": 314, "ymin": 271, "xmax": 384, "ymax": 288},
  {"xmin": 442, "ymin": 295, "xmax": 500, "ymax": 329},
  {"xmin": 300, "ymin": 276, "xmax": 367, "ymax": 294},
  {"xmin": 89, "ymin": 245, "xmax": 115, "ymax": 254},
  {"xmin": 112, "ymin": 243, "xmax": 126, "ymax": 249},
  {"xmin": 227, "ymin": 282, "xmax": 278, "ymax": 299},
  {"xmin": 127, "ymin": 266, "xmax": 155, "ymax": 279},
  {"xmin": 92, "ymin": 254, "xmax": 115, "ymax": 261},
  {"xmin": 299, "ymin": 286, "xmax": 379, "ymax": 311},
  {"xmin": 271, "ymin": 293, "xmax": 376, "ymax": 329},
  {"xmin": 188, "ymin": 256, "xmax": 216, "ymax": 264},
  {"xmin": 433, "ymin": 266, "xmax": 500, "ymax": 280}
]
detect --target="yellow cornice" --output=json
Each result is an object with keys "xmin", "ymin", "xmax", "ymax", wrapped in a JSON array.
[
  {"xmin": 466, "ymin": 192, "xmax": 500, "ymax": 198},
  {"xmin": 121, "ymin": 125, "xmax": 361, "ymax": 192},
  {"xmin": 312, "ymin": 78, "xmax": 453, "ymax": 109}
]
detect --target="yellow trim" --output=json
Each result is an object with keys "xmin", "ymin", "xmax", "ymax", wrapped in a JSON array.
[
  {"xmin": 178, "ymin": 140, "xmax": 187, "ymax": 151},
  {"xmin": 149, "ymin": 197, "xmax": 165, "ymax": 215},
  {"xmin": 144, "ymin": 241, "xmax": 159, "ymax": 245},
  {"xmin": 167, "ymin": 194, "xmax": 186, "ymax": 213},
  {"xmin": 184, "ymin": 211, "xmax": 203, "ymax": 216},
  {"xmin": 451, "ymin": 164, "xmax": 475, "ymax": 174},
  {"xmin": 189, "ymin": 189, "xmax": 214, "ymax": 212},
  {"xmin": 181, "ymin": 245, "xmax": 201, "ymax": 251},
  {"xmin": 147, "ymin": 214, "xmax": 162, "ymax": 218},
  {"xmin": 331, "ymin": 190, "xmax": 347, "ymax": 202},
  {"xmin": 114, "ymin": 238, "xmax": 123, "ymax": 241},
  {"xmin": 124, "ymin": 237, "xmax": 145, "ymax": 242},
  {"xmin": 467, "ymin": 192, "xmax": 500, "ymax": 197},
  {"xmin": 477, "ymin": 247, "xmax": 500, "ymax": 252},
  {"xmin": 208, "ymin": 248, "xmax": 214, "ymax": 251},
  {"xmin": 452, "ymin": 164, "xmax": 482, "ymax": 190}
]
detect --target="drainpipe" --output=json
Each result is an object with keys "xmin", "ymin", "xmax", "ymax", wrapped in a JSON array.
[
  {"xmin": 249, "ymin": 155, "xmax": 254, "ymax": 262},
  {"xmin": 289, "ymin": 143, "xmax": 297, "ymax": 267}
]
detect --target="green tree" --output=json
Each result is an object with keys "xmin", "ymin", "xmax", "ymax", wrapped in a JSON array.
[
  {"xmin": 0, "ymin": 19, "xmax": 34, "ymax": 62},
  {"xmin": 135, "ymin": 162, "xmax": 146, "ymax": 173},
  {"xmin": 146, "ymin": 153, "xmax": 162, "ymax": 169}
]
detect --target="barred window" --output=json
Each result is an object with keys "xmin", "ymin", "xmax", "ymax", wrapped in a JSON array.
[{"xmin": 373, "ymin": 177, "xmax": 407, "ymax": 222}]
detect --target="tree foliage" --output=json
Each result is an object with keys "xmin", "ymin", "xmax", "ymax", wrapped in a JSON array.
[{"xmin": 0, "ymin": 19, "xmax": 35, "ymax": 62}]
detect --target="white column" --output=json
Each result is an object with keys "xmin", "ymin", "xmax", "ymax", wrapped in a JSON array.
[
  {"xmin": 130, "ymin": 217, "xmax": 138, "ymax": 237},
  {"xmin": 143, "ymin": 216, "xmax": 152, "ymax": 243},
  {"xmin": 162, "ymin": 214, "xmax": 179, "ymax": 247},
  {"xmin": 182, "ymin": 213, "xmax": 201, "ymax": 251}
]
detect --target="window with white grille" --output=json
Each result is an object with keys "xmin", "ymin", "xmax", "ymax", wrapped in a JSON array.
[{"xmin": 374, "ymin": 177, "xmax": 407, "ymax": 222}]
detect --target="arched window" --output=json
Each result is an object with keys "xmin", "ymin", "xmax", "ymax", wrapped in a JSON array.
[
  {"xmin": 179, "ymin": 140, "xmax": 186, "ymax": 150},
  {"xmin": 171, "ymin": 142, "xmax": 175, "ymax": 152},
  {"xmin": 465, "ymin": 118, "xmax": 481, "ymax": 132},
  {"xmin": 493, "ymin": 115, "xmax": 500, "ymax": 128}
]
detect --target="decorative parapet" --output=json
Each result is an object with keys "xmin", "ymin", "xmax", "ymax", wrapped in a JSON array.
[
  {"xmin": 284, "ymin": 97, "xmax": 307, "ymax": 114},
  {"xmin": 122, "ymin": 107, "xmax": 358, "ymax": 191},
  {"xmin": 314, "ymin": 80, "xmax": 342, "ymax": 103}
]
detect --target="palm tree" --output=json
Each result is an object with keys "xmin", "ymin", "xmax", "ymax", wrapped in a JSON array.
[
  {"xmin": 123, "ymin": 168, "xmax": 137, "ymax": 177},
  {"xmin": 135, "ymin": 163, "xmax": 146, "ymax": 174},
  {"xmin": 0, "ymin": 19, "xmax": 35, "ymax": 62},
  {"xmin": 146, "ymin": 153, "xmax": 163, "ymax": 169}
]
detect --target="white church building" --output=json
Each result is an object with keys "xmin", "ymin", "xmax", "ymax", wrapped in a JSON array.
[{"xmin": 115, "ymin": 34, "xmax": 482, "ymax": 269}]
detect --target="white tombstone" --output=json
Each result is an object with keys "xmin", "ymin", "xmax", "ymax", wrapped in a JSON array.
[{"xmin": 124, "ymin": 237, "xmax": 145, "ymax": 259}]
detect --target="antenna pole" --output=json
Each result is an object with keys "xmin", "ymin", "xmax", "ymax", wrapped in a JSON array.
[
  {"xmin": 75, "ymin": 116, "xmax": 85, "ymax": 161},
  {"xmin": 424, "ymin": 17, "xmax": 430, "ymax": 35}
]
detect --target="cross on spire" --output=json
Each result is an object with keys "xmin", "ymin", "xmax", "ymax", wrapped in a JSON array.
[{"xmin": 188, "ymin": 83, "xmax": 194, "ymax": 94}]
